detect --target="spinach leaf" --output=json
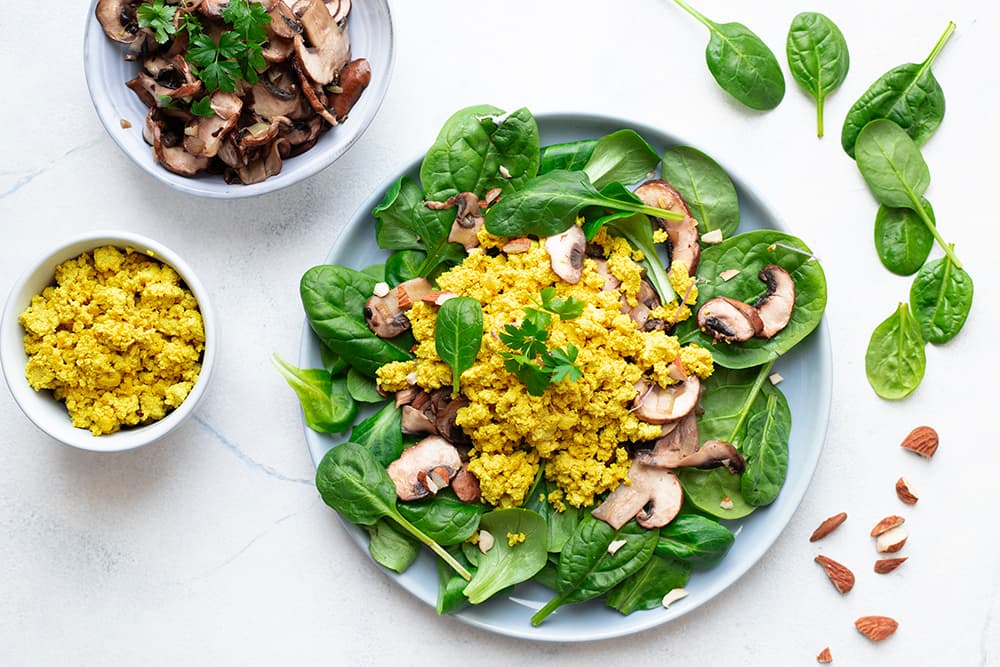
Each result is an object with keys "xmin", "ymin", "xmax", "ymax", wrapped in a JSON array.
[
  {"xmin": 655, "ymin": 514, "xmax": 735, "ymax": 566},
  {"xmin": 300, "ymin": 265, "xmax": 412, "ymax": 376},
  {"xmin": 434, "ymin": 296, "xmax": 484, "ymax": 394},
  {"xmin": 660, "ymin": 145, "xmax": 740, "ymax": 237},
  {"xmin": 909, "ymin": 253, "xmax": 973, "ymax": 344},
  {"xmin": 532, "ymin": 557, "xmax": 559, "ymax": 590},
  {"xmin": 271, "ymin": 354, "xmax": 358, "ymax": 433},
  {"xmin": 841, "ymin": 22, "xmax": 955, "ymax": 157},
  {"xmin": 349, "ymin": 400, "xmax": 403, "ymax": 467},
  {"xmin": 673, "ymin": 0, "xmax": 785, "ymax": 110},
  {"xmin": 539, "ymin": 139, "xmax": 597, "ymax": 174},
  {"xmin": 524, "ymin": 468, "xmax": 581, "ymax": 553},
  {"xmin": 346, "ymin": 367, "xmax": 383, "ymax": 403},
  {"xmin": 583, "ymin": 129, "xmax": 661, "ymax": 189},
  {"xmin": 463, "ymin": 509, "xmax": 548, "ymax": 604},
  {"xmin": 398, "ymin": 490, "xmax": 484, "ymax": 546},
  {"xmin": 484, "ymin": 169, "xmax": 683, "ymax": 239},
  {"xmin": 786, "ymin": 12, "xmax": 850, "ymax": 137},
  {"xmin": 586, "ymin": 211, "xmax": 677, "ymax": 303},
  {"xmin": 372, "ymin": 176, "xmax": 424, "ymax": 251},
  {"xmin": 865, "ymin": 302, "xmax": 926, "ymax": 400},
  {"xmin": 319, "ymin": 340, "xmax": 348, "ymax": 376},
  {"xmin": 361, "ymin": 264, "xmax": 385, "ymax": 281},
  {"xmin": 315, "ymin": 443, "xmax": 472, "ymax": 580},
  {"xmin": 530, "ymin": 517, "xmax": 658, "ymax": 626},
  {"xmin": 677, "ymin": 466, "xmax": 752, "ymax": 519},
  {"xmin": 605, "ymin": 554, "xmax": 691, "ymax": 615},
  {"xmin": 680, "ymin": 230, "xmax": 827, "ymax": 368},
  {"xmin": 874, "ymin": 198, "xmax": 936, "ymax": 276},
  {"xmin": 367, "ymin": 519, "xmax": 420, "ymax": 574},
  {"xmin": 740, "ymin": 392, "xmax": 790, "ymax": 507},
  {"xmin": 437, "ymin": 547, "xmax": 476, "ymax": 614},
  {"xmin": 384, "ymin": 249, "xmax": 426, "ymax": 286},
  {"xmin": 854, "ymin": 119, "xmax": 964, "ymax": 270}
]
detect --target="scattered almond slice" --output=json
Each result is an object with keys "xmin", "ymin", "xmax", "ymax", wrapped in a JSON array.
[
  {"xmin": 876, "ymin": 525, "xmax": 908, "ymax": 553},
  {"xmin": 874, "ymin": 557, "xmax": 908, "ymax": 574},
  {"xmin": 809, "ymin": 511, "xmax": 847, "ymax": 542},
  {"xmin": 719, "ymin": 496, "xmax": 734, "ymax": 510},
  {"xmin": 499, "ymin": 164, "xmax": 512, "ymax": 179},
  {"xmin": 895, "ymin": 477, "xmax": 919, "ymax": 505},
  {"xmin": 814, "ymin": 555, "xmax": 855, "ymax": 594},
  {"xmin": 661, "ymin": 588, "xmax": 688, "ymax": 609},
  {"xmin": 900, "ymin": 425, "xmax": 938, "ymax": 458},
  {"xmin": 701, "ymin": 229, "xmax": 724, "ymax": 244},
  {"xmin": 478, "ymin": 530, "xmax": 495, "ymax": 554},
  {"xmin": 373, "ymin": 281, "xmax": 390, "ymax": 297},
  {"xmin": 870, "ymin": 515, "xmax": 905, "ymax": 537},
  {"xmin": 607, "ymin": 539, "xmax": 627, "ymax": 555},
  {"xmin": 816, "ymin": 646, "xmax": 832, "ymax": 663},
  {"xmin": 768, "ymin": 372, "xmax": 784, "ymax": 385},
  {"xmin": 120, "ymin": 118, "xmax": 132, "ymax": 129},
  {"xmin": 719, "ymin": 269, "xmax": 740, "ymax": 281},
  {"xmin": 854, "ymin": 615, "xmax": 898, "ymax": 642}
]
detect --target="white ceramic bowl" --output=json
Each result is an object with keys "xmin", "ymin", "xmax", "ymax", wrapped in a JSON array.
[
  {"xmin": 82, "ymin": 0, "xmax": 394, "ymax": 198},
  {"xmin": 1, "ymin": 231, "xmax": 217, "ymax": 452}
]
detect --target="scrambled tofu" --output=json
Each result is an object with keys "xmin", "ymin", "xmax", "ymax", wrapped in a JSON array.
[
  {"xmin": 19, "ymin": 246, "xmax": 205, "ymax": 435},
  {"xmin": 377, "ymin": 232, "xmax": 712, "ymax": 509}
]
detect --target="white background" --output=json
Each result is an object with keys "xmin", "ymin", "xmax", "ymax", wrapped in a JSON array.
[{"xmin": 1, "ymin": 0, "xmax": 997, "ymax": 664}]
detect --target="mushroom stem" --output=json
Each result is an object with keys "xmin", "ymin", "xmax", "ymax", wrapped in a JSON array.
[{"xmin": 391, "ymin": 512, "xmax": 472, "ymax": 581}]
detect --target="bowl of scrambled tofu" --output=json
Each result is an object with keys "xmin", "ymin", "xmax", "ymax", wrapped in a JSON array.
[{"xmin": 1, "ymin": 230, "xmax": 217, "ymax": 451}]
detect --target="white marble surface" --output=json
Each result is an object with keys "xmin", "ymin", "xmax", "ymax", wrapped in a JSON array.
[{"xmin": 1, "ymin": 0, "xmax": 997, "ymax": 664}]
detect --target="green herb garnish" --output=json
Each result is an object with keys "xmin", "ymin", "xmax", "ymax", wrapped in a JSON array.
[
  {"xmin": 537, "ymin": 286, "xmax": 584, "ymax": 320},
  {"xmin": 499, "ymin": 293, "xmax": 584, "ymax": 396},
  {"xmin": 189, "ymin": 97, "xmax": 215, "ymax": 117},
  {"xmin": 136, "ymin": 0, "xmax": 177, "ymax": 44},
  {"xmin": 183, "ymin": 0, "xmax": 271, "ymax": 93}
]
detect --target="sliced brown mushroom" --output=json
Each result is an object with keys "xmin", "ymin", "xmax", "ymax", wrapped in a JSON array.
[
  {"xmin": 633, "ymin": 179, "xmax": 701, "ymax": 276},
  {"xmin": 434, "ymin": 396, "xmax": 470, "ymax": 445},
  {"xmin": 292, "ymin": 0, "xmax": 350, "ymax": 86},
  {"xmin": 624, "ymin": 279, "xmax": 662, "ymax": 330},
  {"xmin": 592, "ymin": 259, "xmax": 622, "ymax": 292},
  {"xmin": 674, "ymin": 440, "xmax": 746, "ymax": 475},
  {"xmin": 426, "ymin": 192, "xmax": 484, "ymax": 250},
  {"xmin": 364, "ymin": 278, "xmax": 432, "ymax": 338},
  {"xmin": 697, "ymin": 296, "xmax": 764, "ymax": 343},
  {"xmin": 149, "ymin": 111, "xmax": 210, "ymax": 176},
  {"xmin": 232, "ymin": 137, "xmax": 287, "ymax": 184},
  {"xmin": 635, "ymin": 411, "xmax": 700, "ymax": 468},
  {"xmin": 268, "ymin": 0, "xmax": 303, "ymax": 40},
  {"xmin": 386, "ymin": 435, "xmax": 462, "ymax": 501},
  {"xmin": 451, "ymin": 464, "xmax": 482, "ymax": 503},
  {"xmin": 182, "ymin": 91, "xmax": 242, "ymax": 158},
  {"xmin": 329, "ymin": 57, "xmax": 371, "ymax": 121},
  {"xmin": 633, "ymin": 375, "xmax": 701, "ymax": 424},
  {"xmin": 96, "ymin": 0, "xmax": 141, "ymax": 44},
  {"xmin": 591, "ymin": 462, "xmax": 684, "ymax": 529},
  {"xmin": 401, "ymin": 405, "xmax": 436, "ymax": 436},
  {"xmin": 753, "ymin": 264, "xmax": 795, "ymax": 338},
  {"xmin": 544, "ymin": 225, "xmax": 586, "ymax": 284}
]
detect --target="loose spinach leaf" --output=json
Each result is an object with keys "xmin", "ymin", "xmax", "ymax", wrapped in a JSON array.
[
  {"xmin": 300, "ymin": 265, "xmax": 412, "ymax": 376},
  {"xmin": 740, "ymin": 392, "xmax": 791, "ymax": 507},
  {"xmin": 349, "ymin": 401, "xmax": 403, "ymax": 467},
  {"xmin": 434, "ymin": 296, "xmax": 483, "ymax": 394},
  {"xmin": 539, "ymin": 139, "xmax": 598, "ymax": 174},
  {"xmin": 583, "ymin": 129, "xmax": 661, "ymax": 189},
  {"xmin": 673, "ymin": 0, "xmax": 785, "ymax": 110},
  {"xmin": 463, "ymin": 509, "xmax": 548, "ymax": 604},
  {"xmin": 319, "ymin": 340, "xmax": 348, "ymax": 376},
  {"xmin": 786, "ymin": 12, "xmax": 850, "ymax": 137},
  {"xmin": 605, "ymin": 554, "xmax": 691, "ymax": 615},
  {"xmin": 909, "ymin": 253, "xmax": 973, "ymax": 344},
  {"xmin": 866, "ymin": 302, "xmax": 926, "ymax": 400},
  {"xmin": 346, "ymin": 367, "xmax": 384, "ymax": 403},
  {"xmin": 437, "ymin": 547, "xmax": 476, "ymax": 615},
  {"xmin": 841, "ymin": 22, "xmax": 955, "ymax": 157},
  {"xmin": 530, "ymin": 517, "xmax": 658, "ymax": 626},
  {"xmin": 271, "ymin": 354, "xmax": 358, "ymax": 433},
  {"xmin": 523, "ymin": 467, "xmax": 581, "ymax": 553},
  {"xmin": 316, "ymin": 443, "xmax": 472, "ymax": 580},
  {"xmin": 678, "ymin": 230, "xmax": 827, "ymax": 368},
  {"xmin": 655, "ymin": 514, "xmax": 735, "ymax": 567},
  {"xmin": 660, "ymin": 145, "xmax": 740, "ymax": 237},
  {"xmin": 367, "ymin": 518, "xmax": 420, "ymax": 574},
  {"xmin": 874, "ymin": 198, "xmax": 936, "ymax": 276},
  {"xmin": 398, "ymin": 490, "xmax": 485, "ymax": 546},
  {"xmin": 384, "ymin": 250, "xmax": 426, "ymax": 286},
  {"xmin": 372, "ymin": 176, "xmax": 424, "ymax": 251}
]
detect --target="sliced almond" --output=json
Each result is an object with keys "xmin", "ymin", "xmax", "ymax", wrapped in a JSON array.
[
  {"xmin": 816, "ymin": 647, "xmax": 832, "ymax": 663},
  {"xmin": 895, "ymin": 477, "xmax": 919, "ymax": 505},
  {"xmin": 814, "ymin": 555, "xmax": 855, "ymax": 594},
  {"xmin": 607, "ymin": 539, "xmax": 627, "ymax": 555},
  {"xmin": 396, "ymin": 284, "xmax": 414, "ymax": 309},
  {"xmin": 875, "ymin": 525, "xmax": 908, "ymax": 553},
  {"xmin": 870, "ymin": 515, "xmax": 905, "ymax": 537},
  {"xmin": 768, "ymin": 372, "xmax": 784, "ymax": 385},
  {"xmin": 502, "ymin": 237, "xmax": 532, "ymax": 254},
  {"xmin": 478, "ymin": 530, "xmax": 495, "ymax": 553},
  {"xmin": 874, "ymin": 557, "xmax": 908, "ymax": 574},
  {"xmin": 900, "ymin": 425, "xmax": 938, "ymax": 458},
  {"xmin": 719, "ymin": 269, "xmax": 740, "ymax": 281},
  {"xmin": 701, "ymin": 229, "xmax": 723, "ymax": 244},
  {"xmin": 719, "ymin": 497, "xmax": 734, "ymax": 510},
  {"xmin": 854, "ymin": 615, "xmax": 899, "ymax": 642},
  {"xmin": 809, "ymin": 511, "xmax": 847, "ymax": 542},
  {"xmin": 499, "ymin": 164, "xmax": 512, "ymax": 179},
  {"xmin": 373, "ymin": 281, "xmax": 390, "ymax": 297},
  {"xmin": 661, "ymin": 588, "xmax": 688, "ymax": 609}
]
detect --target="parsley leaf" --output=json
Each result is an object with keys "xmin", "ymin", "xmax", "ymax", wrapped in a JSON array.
[
  {"xmin": 190, "ymin": 97, "xmax": 215, "ymax": 117},
  {"xmin": 538, "ymin": 286, "xmax": 585, "ymax": 320},
  {"xmin": 503, "ymin": 355, "xmax": 552, "ymax": 397},
  {"xmin": 136, "ymin": 0, "xmax": 177, "ymax": 44},
  {"xmin": 183, "ymin": 0, "xmax": 270, "ymax": 93},
  {"xmin": 542, "ymin": 345, "xmax": 583, "ymax": 383},
  {"xmin": 499, "ymin": 296, "xmax": 583, "ymax": 395},
  {"xmin": 499, "ymin": 308, "xmax": 550, "ymax": 359}
]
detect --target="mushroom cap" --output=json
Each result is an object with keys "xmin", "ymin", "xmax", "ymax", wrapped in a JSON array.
[
  {"xmin": 451, "ymin": 464, "xmax": 482, "ymax": 503},
  {"xmin": 96, "ymin": 0, "xmax": 141, "ymax": 44},
  {"xmin": 330, "ymin": 58, "xmax": 371, "ymax": 121},
  {"xmin": 697, "ymin": 296, "xmax": 764, "ymax": 343},
  {"xmin": 591, "ymin": 463, "xmax": 684, "ymax": 530},
  {"xmin": 753, "ymin": 264, "xmax": 796, "ymax": 338},
  {"xmin": 633, "ymin": 375, "xmax": 701, "ymax": 425},
  {"xmin": 386, "ymin": 436, "xmax": 463, "ymax": 501},
  {"xmin": 544, "ymin": 224, "xmax": 586, "ymax": 284},
  {"xmin": 635, "ymin": 411, "xmax": 700, "ymax": 468},
  {"xmin": 633, "ymin": 179, "xmax": 701, "ymax": 276},
  {"xmin": 674, "ymin": 439, "xmax": 746, "ymax": 474},
  {"xmin": 426, "ymin": 192, "xmax": 484, "ymax": 250},
  {"xmin": 292, "ymin": 0, "xmax": 351, "ymax": 86},
  {"xmin": 364, "ymin": 278, "xmax": 431, "ymax": 338}
]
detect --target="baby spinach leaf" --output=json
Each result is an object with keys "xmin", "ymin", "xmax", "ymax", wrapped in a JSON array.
[
  {"xmin": 681, "ymin": 231, "xmax": 827, "ymax": 368},
  {"xmin": 346, "ymin": 368, "xmax": 383, "ymax": 404},
  {"xmin": 841, "ymin": 22, "xmax": 955, "ymax": 157},
  {"xmin": 655, "ymin": 514, "xmax": 735, "ymax": 567},
  {"xmin": 909, "ymin": 253, "xmax": 973, "ymax": 344},
  {"xmin": 434, "ymin": 296, "xmax": 483, "ymax": 394},
  {"xmin": 530, "ymin": 517, "xmax": 657, "ymax": 626},
  {"xmin": 271, "ymin": 354, "xmax": 358, "ymax": 433},
  {"xmin": 384, "ymin": 249, "xmax": 426, "ymax": 286},
  {"xmin": 463, "ymin": 509, "xmax": 548, "ymax": 604},
  {"xmin": 349, "ymin": 401, "xmax": 403, "ymax": 467},
  {"xmin": 532, "ymin": 557, "xmax": 559, "ymax": 590},
  {"xmin": 605, "ymin": 554, "xmax": 691, "ymax": 615},
  {"xmin": 398, "ymin": 490, "xmax": 485, "ymax": 546},
  {"xmin": 677, "ymin": 467, "xmax": 753, "ymax": 519},
  {"xmin": 740, "ymin": 392, "xmax": 790, "ymax": 507},
  {"xmin": 524, "ymin": 468, "xmax": 581, "ymax": 553},
  {"xmin": 592, "ymin": 212, "xmax": 677, "ymax": 303},
  {"xmin": 361, "ymin": 264, "xmax": 385, "ymax": 281},
  {"xmin": 583, "ymin": 129, "xmax": 661, "ymax": 189},
  {"xmin": 367, "ymin": 518, "xmax": 420, "ymax": 574},
  {"xmin": 786, "ymin": 12, "xmax": 850, "ymax": 137},
  {"xmin": 660, "ymin": 145, "xmax": 740, "ymax": 237},
  {"xmin": 874, "ymin": 198, "xmax": 936, "ymax": 276},
  {"xmin": 866, "ymin": 302, "xmax": 926, "ymax": 400},
  {"xmin": 673, "ymin": 0, "xmax": 785, "ymax": 110},
  {"xmin": 539, "ymin": 139, "xmax": 597, "ymax": 174},
  {"xmin": 300, "ymin": 265, "xmax": 412, "ymax": 376},
  {"xmin": 437, "ymin": 547, "xmax": 476, "ymax": 614},
  {"xmin": 319, "ymin": 340, "xmax": 348, "ymax": 376},
  {"xmin": 372, "ymin": 176, "xmax": 424, "ymax": 251}
]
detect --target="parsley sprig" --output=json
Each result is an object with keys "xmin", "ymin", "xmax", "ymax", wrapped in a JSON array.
[
  {"xmin": 136, "ymin": 0, "xmax": 177, "ymax": 44},
  {"xmin": 499, "ymin": 289, "xmax": 585, "ymax": 396}
]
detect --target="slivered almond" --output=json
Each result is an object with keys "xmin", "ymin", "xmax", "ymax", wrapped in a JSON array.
[
  {"xmin": 854, "ymin": 615, "xmax": 898, "ymax": 642},
  {"xmin": 814, "ymin": 555, "xmax": 855, "ymax": 594},
  {"xmin": 701, "ymin": 229, "xmax": 724, "ymax": 244},
  {"xmin": 502, "ymin": 237, "xmax": 532, "ymax": 254},
  {"xmin": 719, "ymin": 269, "xmax": 740, "ymax": 281},
  {"xmin": 816, "ymin": 647, "xmax": 832, "ymax": 663},
  {"xmin": 870, "ymin": 515, "xmax": 905, "ymax": 537},
  {"xmin": 895, "ymin": 477, "xmax": 919, "ymax": 505},
  {"xmin": 874, "ymin": 557, "xmax": 908, "ymax": 574},
  {"xmin": 810, "ymin": 512, "xmax": 847, "ymax": 542},
  {"xmin": 661, "ymin": 588, "xmax": 688, "ymax": 609},
  {"xmin": 876, "ymin": 525, "xmax": 908, "ymax": 553},
  {"xmin": 901, "ymin": 425, "xmax": 938, "ymax": 458},
  {"xmin": 396, "ymin": 285, "xmax": 414, "ymax": 309}
]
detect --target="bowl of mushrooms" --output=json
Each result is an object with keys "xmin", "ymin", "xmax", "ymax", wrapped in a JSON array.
[{"xmin": 83, "ymin": 0, "xmax": 393, "ymax": 198}]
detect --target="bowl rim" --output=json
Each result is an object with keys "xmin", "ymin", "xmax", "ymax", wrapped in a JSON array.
[
  {"xmin": 1, "ymin": 229, "xmax": 217, "ymax": 452},
  {"xmin": 81, "ymin": 0, "xmax": 396, "ymax": 199}
]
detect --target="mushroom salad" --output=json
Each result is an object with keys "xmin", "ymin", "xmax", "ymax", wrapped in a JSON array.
[
  {"xmin": 277, "ymin": 106, "xmax": 827, "ymax": 624},
  {"xmin": 96, "ymin": 0, "xmax": 369, "ymax": 183}
]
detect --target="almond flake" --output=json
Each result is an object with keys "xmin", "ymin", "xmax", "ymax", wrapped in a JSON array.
[
  {"xmin": 719, "ymin": 497, "xmax": 734, "ymax": 510},
  {"xmin": 900, "ymin": 425, "xmax": 939, "ymax": 458},
  {"xmin": 499, "ymin": 164, "xmax": 512, "ymax": 179},
  {"xmin": 870, "ymin": 515, "xmax": 905, "ymax": 537},
  {"xmin": 809, "ymin": 511, "xmax": 847, "ymax": 542},
  {"xmin": 607, "ymin": 539, "xmax": 627, "ymax": 555},
  {"xmin": 478, "ymin": 530, "xmax": 495, "ymax": 553},
  {"xmin": 701, "ymin": 229, "xmax": 724, "ymax": 244},
  {"xmin": 874, "ymin": 557, "xmax": 908, "ymax": 574},
  {"xmin": 661, "ymin": 588, "xmax": 688, "ymax": 609},
  {"xmin": 719, "ymin": 269, "xmax": 740, "ymax": 281},
  {"xmin": 816, "ymin": 647, "xmax": 832, "ymax": 663},
  {"xmin": 854, "ymin": 615, "xmax": 899, "ymax": 642},
  {"xmin": 814, "ymin": 555, "xmax": 855, "ymax": 594},
  {"xmin": 373, "ymin": 281, "xmax": 390, "ymax": 298},
  {"xmin": 895, "ymin": 477, "xmax": 919, "ymax": 505},
  {"xmin": 768, "ymin": 372, "xmax": 784, "ymax": 385},
  {"xmin": 120, "ymin": 118, "xmax": 132, "ymax": 129}
]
